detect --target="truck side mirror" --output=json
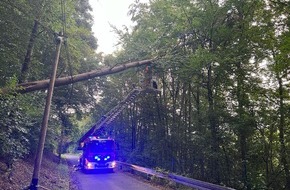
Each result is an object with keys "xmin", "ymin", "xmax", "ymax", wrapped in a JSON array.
[{"xmin": 77, "ymin": 142, "xmax": 85, "ymax": 150}]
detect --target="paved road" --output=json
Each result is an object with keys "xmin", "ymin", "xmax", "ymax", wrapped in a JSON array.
[{"xmin": 65, "ymin": 154, "xmax": 160, "ymax": 190}]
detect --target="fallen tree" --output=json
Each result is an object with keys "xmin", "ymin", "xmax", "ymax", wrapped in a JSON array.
[{"xmin": 0, "ymin": 59, "xmax": 153, "ymax": 94}]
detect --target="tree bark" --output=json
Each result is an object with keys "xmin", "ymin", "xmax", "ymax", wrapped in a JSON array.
[
  {"xmin": 1, "ymin": 59, "xmax": 153, "ymax": 94},
  {"xmin": 236, "ymin": 62, "xmax": 250, "ymax": 190},
  {"xmin": 277, "ymin": 76, "xmax": 290, "ymax": 189},
  {"xmin": 207, "ymin": 63, "xmax": 220, "ymax": 183},
  {"xmin": 19, "ymin": 20, "xmax": 39, "ymax": 83}
]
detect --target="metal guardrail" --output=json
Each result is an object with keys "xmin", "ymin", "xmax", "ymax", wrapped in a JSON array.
[{"xmin": 117, "ymin": 161, "xmax": 236, "ymax": 190}]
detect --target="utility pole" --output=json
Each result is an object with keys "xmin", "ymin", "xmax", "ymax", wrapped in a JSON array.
[{"xmin": 29, "ymin": 33, "xmax": 63, "ymax": 190}]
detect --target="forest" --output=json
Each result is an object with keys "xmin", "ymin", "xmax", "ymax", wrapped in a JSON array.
[{"xmin": 0, "ymin": 0, "xmax": 289, "ymax": 190}]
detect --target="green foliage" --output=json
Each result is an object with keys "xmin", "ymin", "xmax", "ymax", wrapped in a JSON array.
[{"xmin": 0, "ymin": 95, "xmax": 30, "ymax": 169}]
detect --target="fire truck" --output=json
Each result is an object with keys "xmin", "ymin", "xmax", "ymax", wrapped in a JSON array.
[{"xmin": 79, "ymin": 136, "xmax": 116, "ymax": 171}]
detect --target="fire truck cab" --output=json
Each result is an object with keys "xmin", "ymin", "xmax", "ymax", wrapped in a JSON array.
[{"xmin": 79, "ymin": 137, "xmax": 116, "ymax": 172}]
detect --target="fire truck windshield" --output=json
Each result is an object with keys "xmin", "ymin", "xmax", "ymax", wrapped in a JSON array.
[{"xmin": 86, "ymin": 140, "xmax": 114, "ymax": 153}]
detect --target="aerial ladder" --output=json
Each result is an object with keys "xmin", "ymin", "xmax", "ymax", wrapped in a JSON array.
[{"xmin": 78, "ymin": 65, "xmax": 159, "ymax": 148}]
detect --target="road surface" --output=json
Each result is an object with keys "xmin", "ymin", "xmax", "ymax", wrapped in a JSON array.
[{"xmin": 65, "ymin": 154, "xmax": 161, "ymax": 190}]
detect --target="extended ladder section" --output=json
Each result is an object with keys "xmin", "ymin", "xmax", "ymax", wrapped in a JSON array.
[
  {"xmin": 94, "ymin": 88, "xmax": 142, "ymax": 131},
  {"xmin": 78, "ymin": 88, "xmax": 144, "ymax": 146},
  {"xmin": 78, "ymin": 64, "xmax": 160, "ymax": 147}
]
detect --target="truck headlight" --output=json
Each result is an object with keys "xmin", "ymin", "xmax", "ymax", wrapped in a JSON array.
[
  {"xmin": 94, "ymin": 155, "xmax": 101, "ymax": 161},
  {"xmin": 104, "ymin": 155, "xmax": 110, "ymax": 161}
]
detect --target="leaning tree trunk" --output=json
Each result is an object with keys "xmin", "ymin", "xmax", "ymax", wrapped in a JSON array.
[{"xmin": 1, "ymin": 59, "xmax": 153, "ymax": 94}]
